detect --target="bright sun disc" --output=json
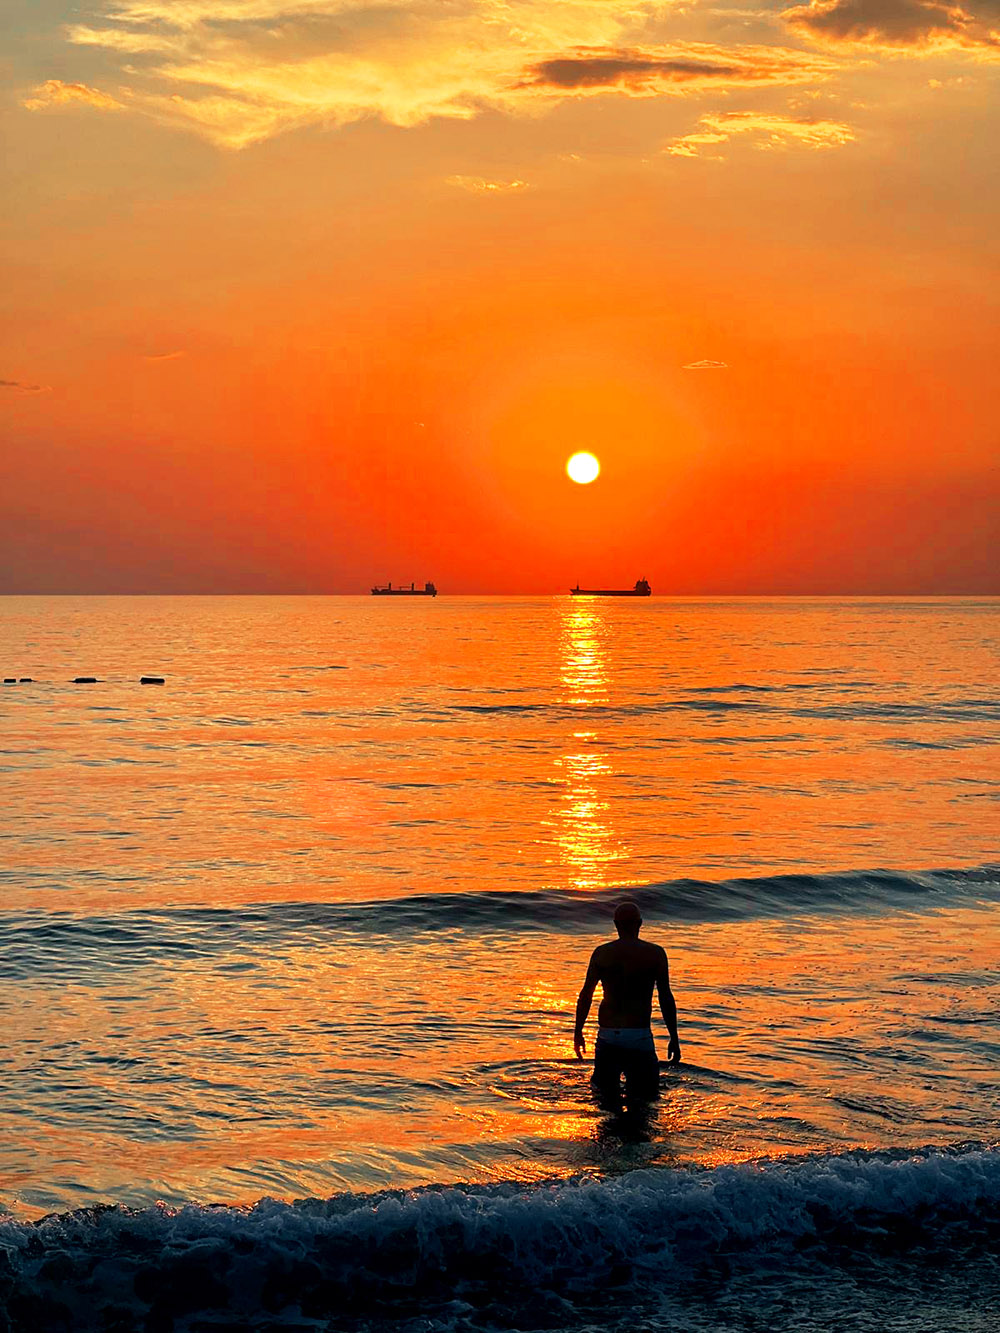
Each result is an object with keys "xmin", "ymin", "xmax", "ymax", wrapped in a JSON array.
[{"xmin": 566, "ymin": 452, "xmax": 600, "ymax": 484}]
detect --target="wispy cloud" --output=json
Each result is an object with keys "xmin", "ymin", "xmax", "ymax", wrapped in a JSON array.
[
  {"xmin": 521, "ymin": 45, "xmax": 837, "ymax": 94},
  {"xmin": 143, "ymin": 350, "xmax": 187, "ymax": 361},
  {"xmin": 36, "ymin": 2, "xmax": 840, "ymax": 148},
  {"xmin": 782, "ymin": 0, "xmax": 1000, "ymax": 53},
  {"xmin": 668, "ymin": 110, "xmax": 856, "ymax": 158},
  {"xmin": 21, "ymin": 79, "xmax": 124, "ymax": 112},
  {"xmin": 1, "ymin": 379, "xmax": 52, "ymax": 395},
  {"xmin": 683, "ymin": 359, "xmax": 730, "ymax": 369},
  {"xmin": 446, "ymin": 175, "xmax": 529, "ymax": 194}
]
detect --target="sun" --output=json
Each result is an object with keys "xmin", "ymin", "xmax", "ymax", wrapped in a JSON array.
[{"xmin": 566, "ymin": 452, "xmax": 600, "ymax": 485}]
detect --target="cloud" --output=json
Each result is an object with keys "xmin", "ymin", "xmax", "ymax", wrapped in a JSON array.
[
  {"xmin": 0, "ymin": 379, "xmax": 51, "ymax": 395},
  {"xmin": 668, "ymin": 110, "xmax": 856, "ymax": 157},
  {"xmin": 446, "ymin": 175, "xmax": 529, "ymax": 194},
  {"xmin": 143, "ymin": 350, "xmax": 187, "ymax": 361},
  {"xmin": 781, "ymin": 0, "xmax": 1000, "ymax": 52},
  {"xmin": 21, "ymin": 79, "xmax": 124, "ymax": 112},
  {"xmin": 42, "ymin": 1, "xmax": 839, "ymax": 148},
  {"xmin": 683, "ymin": 359, "xmax": 730, "ymax": 369},
  {"xmin": 522, "ymin": 45, "xmax": 837, "ymax": 94}
]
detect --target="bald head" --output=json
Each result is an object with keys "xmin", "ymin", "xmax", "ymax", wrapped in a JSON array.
[{"xmin": 613, "ymin": 900, "xmax": 642, "ymax": 938}]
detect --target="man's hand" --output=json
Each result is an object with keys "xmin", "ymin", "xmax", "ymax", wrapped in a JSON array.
[
  {"xmin": 667, "ymin": 1034, "xmax": 681, "ymax": 1065},
  {"xmin": 574, "ymin": 1029, "xmax": 586, "ymax": 1060}
]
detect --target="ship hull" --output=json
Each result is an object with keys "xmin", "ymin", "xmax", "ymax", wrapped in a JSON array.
[
  {"xmin": 569, "ymin": 588, "xmax": 651, "ymax": 597},
  {"xmin": 371, "ymin": 589, "xmax": 437, "ymax": 596}
]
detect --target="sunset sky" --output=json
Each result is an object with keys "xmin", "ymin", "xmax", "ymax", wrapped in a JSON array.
[{"xmin": 3, "ymin": 0, "xmax": 998, "ymax": 593}]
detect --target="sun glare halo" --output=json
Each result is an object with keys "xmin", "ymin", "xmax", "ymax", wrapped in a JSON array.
[{"xmin": 566, "ymin": 452, "xmax": 600, "ymax": 485}]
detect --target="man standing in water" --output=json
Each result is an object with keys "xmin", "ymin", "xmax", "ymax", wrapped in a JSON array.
[{"xmin": 574, "ymin": 901, "xmax": 681, "ymax": 1102}]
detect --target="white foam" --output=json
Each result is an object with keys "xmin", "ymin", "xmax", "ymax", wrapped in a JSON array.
[{"xmin": 3, "ymin": 1146, "xmax": 998, "ymax": 1328}]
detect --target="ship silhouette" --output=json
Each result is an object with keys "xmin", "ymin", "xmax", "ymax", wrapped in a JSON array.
[
  {"xmin": 570, "ymin": 578, "xmax": 651, "ymax": 597},
  {"xmin": 371, "ymin": 581, "xmax": 438, "ymax": 597}
]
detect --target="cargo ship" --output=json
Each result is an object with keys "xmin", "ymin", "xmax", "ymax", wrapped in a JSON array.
[
  {"xmin": 371, "ymin": 581, "xmax": 438, "ymax": 597},
  {"xmin": 570, "ymin": 578, "xmax": 651, "ymax": 597}
]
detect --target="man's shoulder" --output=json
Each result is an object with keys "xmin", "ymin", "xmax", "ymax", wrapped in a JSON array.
[
  {"xmin": 640, "ymin": 939, "xmax": 668, "ymax": 963},
  {"xmin": 594, "ymin": 938, "xmax": 665, "ymax": 958},
  {"xmin": 647, "ymin": 940, "xmax": 668, "ymax": 957}
]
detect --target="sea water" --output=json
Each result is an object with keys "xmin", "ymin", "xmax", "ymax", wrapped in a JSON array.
[{"xmin": 1, "ymin": 596, "xmax": 997, "ymax": 1330}]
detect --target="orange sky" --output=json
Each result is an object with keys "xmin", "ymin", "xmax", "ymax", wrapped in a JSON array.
[{"xmin": 2, "ymin": 0, "xmax": 998, "ymax": 592}]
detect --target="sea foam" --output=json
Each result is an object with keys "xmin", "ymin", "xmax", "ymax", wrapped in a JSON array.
[{"xmin": 3, "ymin": 1145, "xmax": 998, "ymax": 1330}]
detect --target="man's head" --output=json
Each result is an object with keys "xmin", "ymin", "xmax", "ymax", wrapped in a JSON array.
[{"xmin": 613, "ymin": 900, "xmax": 642, "ymax": 939}]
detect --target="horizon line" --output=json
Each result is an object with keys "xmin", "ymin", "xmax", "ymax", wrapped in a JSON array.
[{"xmin": 1, "ymin": 591, "xmax": 998, "ymax": 600}]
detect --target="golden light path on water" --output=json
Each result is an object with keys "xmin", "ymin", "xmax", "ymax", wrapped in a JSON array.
[{"xmin": 550, "ymin": 600, "xmax": 631, "ymax": 890}]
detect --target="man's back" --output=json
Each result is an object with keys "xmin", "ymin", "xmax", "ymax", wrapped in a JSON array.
[
  {"xmin": 591, "ymin": 938, "xmax": 668, "ymax": 1029},
  {"xmin": 574, "ymin": 901, "xmax": 681, "ymax": 1078}
]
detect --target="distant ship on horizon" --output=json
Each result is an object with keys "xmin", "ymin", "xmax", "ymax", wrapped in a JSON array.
[
  {"xmin": 371, "ymin": 581, "xmax": 438, "ymax": 597},
  {"xmin": 570, "ymin": 578, "xmax": 651, "ymax": 597}
]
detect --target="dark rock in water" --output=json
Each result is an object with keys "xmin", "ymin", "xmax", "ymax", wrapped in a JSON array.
[
  {"xmin": 3, "ymin": 678, "xmax": 14, "ymax": 684},
  {"xmin": 73, "ymin": 677, "xmax": 98, "ymax": 684},
  {"xmin": 140, "ymin": 676, "xmax": 165, "ymax": 685},
  {"xmin": 19, "ymin": 677, "xmax": 33, "ymax": 683}
]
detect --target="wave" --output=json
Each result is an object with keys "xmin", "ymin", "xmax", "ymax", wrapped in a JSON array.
[
  {"xmin": 0, "ymin": 866, "xmax": 997, "ymax": 977},
  {"xmin": 451, "ymin": 694, "xmax": 1000, "ymax": 724},
  {"xmin": 3, "ymin": 1146, "xmax": 998, "ymax": 1330}
]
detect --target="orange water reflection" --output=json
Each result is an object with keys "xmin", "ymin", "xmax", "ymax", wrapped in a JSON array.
[
  {"xmin": 5, "ymin": 901, "xmax": 1000, "ymax": 1218},
  {"xmin": 549, "ymin": 602, "xmax": 632, "ymax": 890},
  {"xmin": 3, "ymin": 597, "xmax": 999, "ymax": 1218},
  {"xmin": 3, "ymin": 597, "xmax": 997, "ymax": 919}
]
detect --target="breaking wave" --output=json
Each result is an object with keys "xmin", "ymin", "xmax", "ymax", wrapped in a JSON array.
[{"xmin": 3, "ymin": 1146, "xmax": 998, "ymax": 1331}]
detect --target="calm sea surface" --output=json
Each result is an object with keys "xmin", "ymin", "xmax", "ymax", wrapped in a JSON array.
[{"xmin": 1, "ymin": 596, "xmax": 998, "ymax": 1330}]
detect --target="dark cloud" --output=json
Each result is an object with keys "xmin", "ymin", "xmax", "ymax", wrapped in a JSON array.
[
  {"xmin": 527, "ymin": 54, "xmax": 740, "ymax": 88},
  {"xmin": 521, "ymin": 44, "xmax": 835, "ymax": 93},
  {"xmin": 782, "ymin": 0, "xmax": 1000, "ymax": 48},
  {"xmin": 1, "ymin": 379, "xmax": 49, "ymax": 394}
]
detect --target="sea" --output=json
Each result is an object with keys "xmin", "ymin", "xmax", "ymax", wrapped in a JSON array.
[{"xmin": 1, "ymin": 595, "xmax": 998, "ymax": 1332}]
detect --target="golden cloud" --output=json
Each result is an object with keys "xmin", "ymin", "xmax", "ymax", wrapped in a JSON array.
[
  {"xmin": 446, "ymin": 176, "xmax": 530, "ymax": 193},
  {"xmin": 21, "ymin": 79, "xmax": 124, "ymax": 112},
  {"xmin": 48, "ymin": 1, "xmax": 841, "ymax": 148},
  {"xmin": 667, "ymin": 109, "xmax": 856, "ymax": 157}
]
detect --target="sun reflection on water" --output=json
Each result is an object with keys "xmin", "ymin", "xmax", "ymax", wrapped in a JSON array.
[{"xmin": 549, "ymin": 603, "xmax": 631, "ymax": 890}]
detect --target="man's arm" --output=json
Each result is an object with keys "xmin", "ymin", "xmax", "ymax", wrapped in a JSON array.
[
  {"xmin": 574, "ymin": 951, "xmax": 601, "ymax": 1059},
  {"xmin": 656, "ymin": 949, "xmax": 681, "ymax": 1065}
]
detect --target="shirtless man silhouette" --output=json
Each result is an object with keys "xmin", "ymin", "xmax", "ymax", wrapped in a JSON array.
[{"xmin": 573, "ymin": 901, "xmax": 681, "ymax": 1102}]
